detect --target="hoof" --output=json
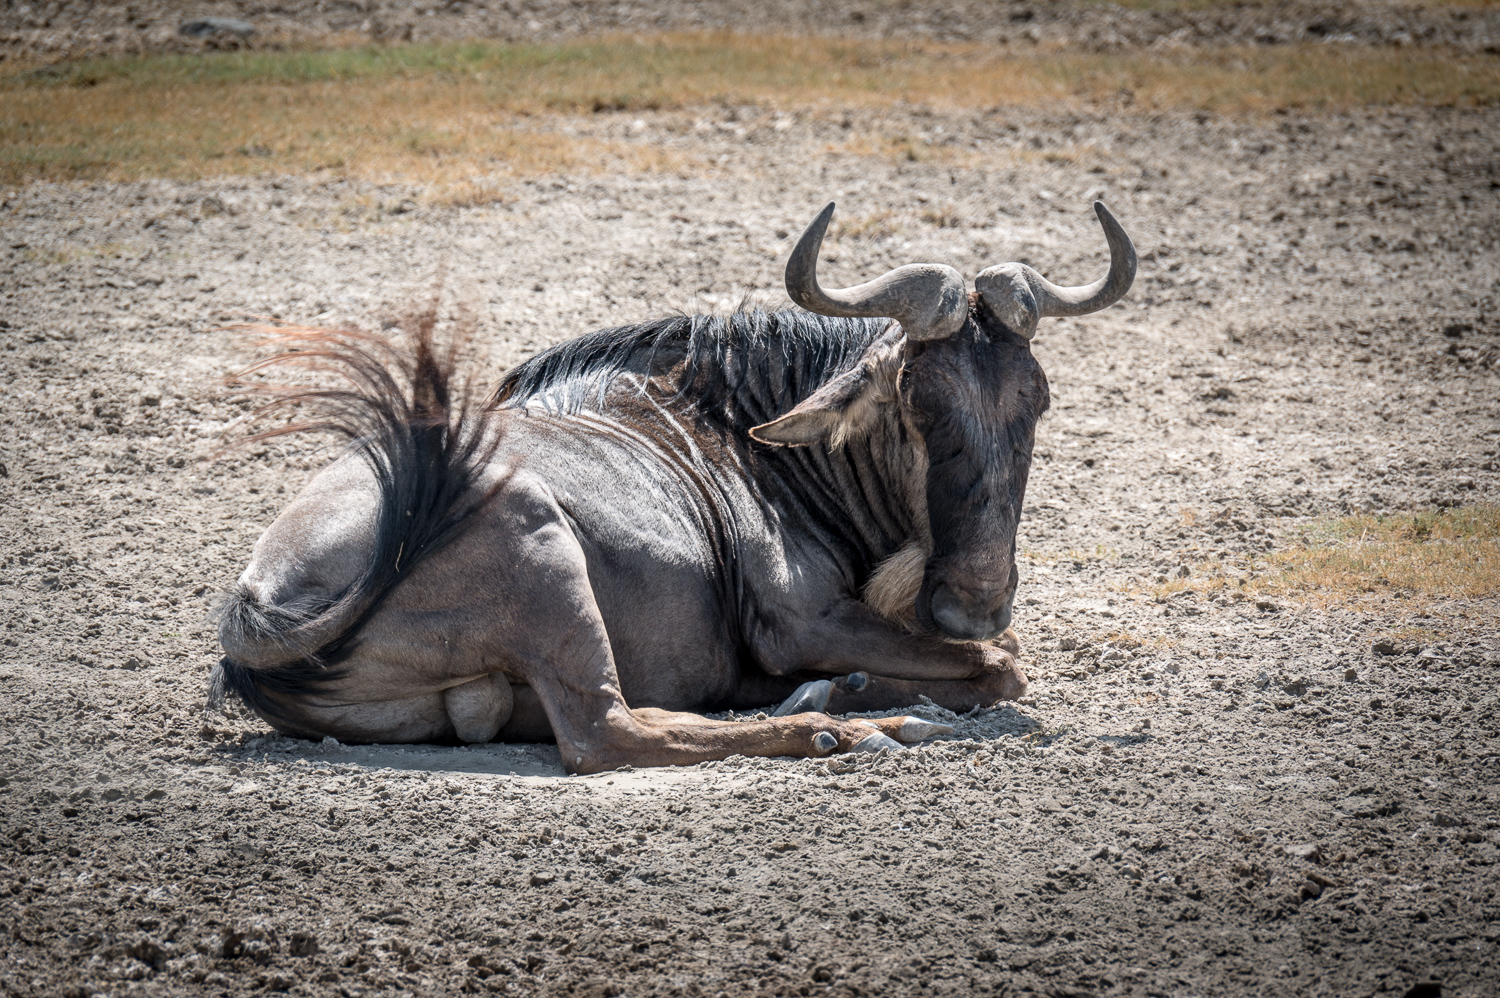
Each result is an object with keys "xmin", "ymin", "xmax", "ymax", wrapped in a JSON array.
[
  {"xmin": 773, "ymin": 679, "xmax": 833, "ymax": 717},
  {"xmin": 894, "ymin": 717, "xmax": 954, "ymax": 743},
  {"xmin": 842, "ymin": 671, "xmax": 869, "ymax": 693},
  {"xmin": 851, "ymin": 732, "xmax": 904, "ymax": 754},
  {"xmin": 810, "ymin": 731, "xmax": 838, "ymax": 756}
]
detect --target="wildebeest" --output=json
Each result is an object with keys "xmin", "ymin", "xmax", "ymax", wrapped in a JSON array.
[{"xmin": 213, "ymin": 201, "xmax": 1136, "ymax": 772}]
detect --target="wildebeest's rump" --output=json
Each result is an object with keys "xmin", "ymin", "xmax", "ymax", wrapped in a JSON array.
[{"xmin": 213, "ymin": 201, "xmax": 1136, "ymax": 772}]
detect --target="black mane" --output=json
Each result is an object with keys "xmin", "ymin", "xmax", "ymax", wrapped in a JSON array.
[{"xmin": 489, "ymin": 308, "xmax": 889, "ymax": 428}]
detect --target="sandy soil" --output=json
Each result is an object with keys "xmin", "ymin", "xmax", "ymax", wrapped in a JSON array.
[
  {"xmin": 3, "ymin": 85, "xmax": 1500, "ymax": 998},
  {"xmin": 4, "ymin": 0, "xmax": 1500, "ymax": 61}
]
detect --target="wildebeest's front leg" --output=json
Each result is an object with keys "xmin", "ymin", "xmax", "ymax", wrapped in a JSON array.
[
  {"xmin": 753, "ymin": 596, "xmax": 1027, "ymax": 692},
  {"xmin": 822, "ymin": 668, "xmax": 1027, "ymax": 715},
  {"xmin": 818, "ymin": 627, "xmax": 1026, "ymax": 712},
  {"xmin": 524, "ymin": 626, "xmax": 925, "ymax": 773},
  {"xmin": 501, "ymin": 492, "xmax": 943, "ymax": 773}
]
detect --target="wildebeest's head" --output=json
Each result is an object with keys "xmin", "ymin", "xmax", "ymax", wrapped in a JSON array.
[{"xmin": 751, "ymin": 201, "xmax": 1136, "ymax": 642}]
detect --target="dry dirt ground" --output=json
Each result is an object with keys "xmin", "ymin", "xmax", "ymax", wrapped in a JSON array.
[
  {"xmin": 4, "ymin": 0, "xmax": 1500, "ymax": 62},
  {"xmin": 4, "ymin": 31, "xmax": 1500, "ymax": 998}
]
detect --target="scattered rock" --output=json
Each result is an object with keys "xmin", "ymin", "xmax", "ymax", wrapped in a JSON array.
[
  {"xmin": 529, "ymin": 871, "xmax": 556, "ymax": 887},
  {"xmin": 1341, "ymin": 795, "xmax": 1401, "ymax": 819},
  {"xmin": 220, "ymin": 922, "xmax": 278, "ymax": 962},
  {"xmin": 178, "ymin": 17, "xmax": 256, "ymax": 39},
  {"xmin": 1286, "ymin": 842, "xmax": 1321, "ymax": 862}
]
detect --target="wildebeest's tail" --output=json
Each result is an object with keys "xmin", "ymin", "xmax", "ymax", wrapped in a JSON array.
[{"xmin": 213, "ymin": 292, "xmax": 504, "ymax": 693}]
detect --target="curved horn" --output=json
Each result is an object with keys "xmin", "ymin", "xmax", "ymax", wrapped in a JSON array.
[
  {"xmin": 974, "ymin": 201, "xmax": 1137, "ymax": 339},
  {"xmin": 1030, "ymin": 200, "xmax": 1137, "ymax": 317},
  {"xmin": 786, "ymin": 202, "xmax": 968, "ymax": 341}
]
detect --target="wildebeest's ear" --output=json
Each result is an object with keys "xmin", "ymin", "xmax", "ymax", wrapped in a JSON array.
[{"xmin": 749, "ymin": 338, "xmax": 901, "ymax": 448}]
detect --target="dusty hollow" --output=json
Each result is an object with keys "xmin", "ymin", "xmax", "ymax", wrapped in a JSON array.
[{"xmin": 3, "ymin": 6, "xmax": 1500, "ymax": 998}]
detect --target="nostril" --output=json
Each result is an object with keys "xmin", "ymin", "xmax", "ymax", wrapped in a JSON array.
[
  {"xmin": 929, "ymin": 582, "xmax": 1014, "ymax": 642},
  {"xmin": 930, "ymin": 584, "xmax": 988, "ymax": 641},
  {"xmin": 929, "ymin": 583, "xmax": 964, "ymax": 631}
]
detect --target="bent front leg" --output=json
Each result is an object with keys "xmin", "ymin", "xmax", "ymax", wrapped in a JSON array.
[
  {"xmin": 520, "ymin": 612, "xmax": 935, "ymax": 772},
  {"xmin": 501, "ymin": 509, "xmax": 939, "ymax": 772},
  {"xmin": 823, "ymin": 654, "xmax": 1028, "ymax": 714},
  {"xmin": 752, "ymin": 596, "xmax": 1009, "ymax": 681}
]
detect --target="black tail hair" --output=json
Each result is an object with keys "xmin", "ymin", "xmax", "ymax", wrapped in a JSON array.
[{"xmin": 211, "ymin": 289, "xmax": 504, "ymax": 720}]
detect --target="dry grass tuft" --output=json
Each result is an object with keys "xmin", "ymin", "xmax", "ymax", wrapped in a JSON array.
[
  {"xmin": 1097, "ymin": 629, "xmax": 1178, "ymax": 652},
  {"xmin": 1150, "ymin": 505, "xmax": 1500, "ymax": 610},
  {"xmin": 1258, "ymin": 505, "xmax": 1500, "ymax": 600},
  {"xmin": 3, "ymin": 33, "xmax": 1498, "ymax": 193},
  {"xmin": 832, "ymin": 209, "xmax": 901, "ymax": 240},
  {"xmin": 1087, "ymin": 0, "xmax": 1500, "ymax": 9},
  {"xmin": 1374, "ymin": 624, "xmax": 1444, "ymax": 650},
  {"xmin": 20, "ymin": 240, "xmax": 149, "ymax": 265}
]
